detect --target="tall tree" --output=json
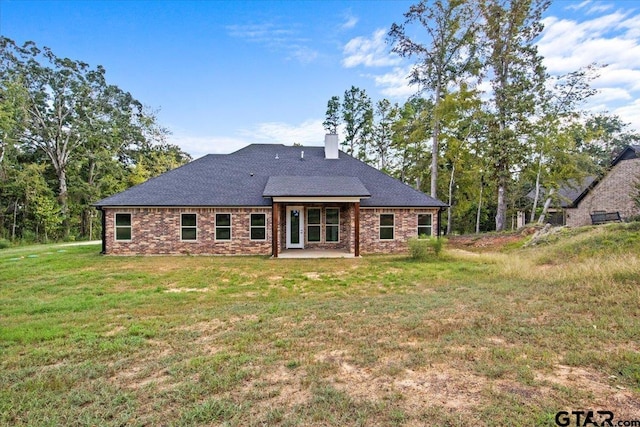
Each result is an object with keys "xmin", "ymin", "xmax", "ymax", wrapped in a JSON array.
[
  {"xmin": 389, "ymin": 0, "xmax": 480, "ymax": 198},
  {"xmin": 371, "ymin": 99, "xmax": 399, "ymax": 171},
  {"xmin": 479, "ymin": 0, "xmax": 549, "ymax": 231},
  {"xmin": 390, "ymin": 97, "xmax": 432, "ymax": 188},
  {"xmin": 341, "ymin": 86, "xmax": 373, "ymax": 160},
  {"xmin": 0, "ymin": 37, "xmax": 167, "ymax": 237},
  {"xmin": 529, "ymin": 64, "xmax": 599, "ymax": 223},
  {"xmin": 323, "ymin": 95, "xmax": 341, "ymax": 134}
]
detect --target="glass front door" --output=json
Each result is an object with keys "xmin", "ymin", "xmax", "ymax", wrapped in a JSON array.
[{"xmin": 286, "ymin": 206, "xmax": 304, "ymax": 249}]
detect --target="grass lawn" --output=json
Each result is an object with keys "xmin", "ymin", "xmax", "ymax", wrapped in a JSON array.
[{"xmin": 1, "ymin": 223, "xmax": 639, "ymax": 426}]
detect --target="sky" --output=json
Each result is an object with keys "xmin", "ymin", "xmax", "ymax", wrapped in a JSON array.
[{"xmin": 1, "ymin": 0, "xmax": 640, "ymax": 158}]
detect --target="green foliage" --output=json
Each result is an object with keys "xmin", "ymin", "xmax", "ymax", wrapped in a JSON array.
[
  {"xmin": 0, "ymin": 36, "xmax": 190, "ymax": 242},
  {"xmin": 0, "ymin": 238, "xmax": 10, "ymax": 249},
  {"xmin": 408, "ymin": 236, "xmax": 445, "ymax": 260}
]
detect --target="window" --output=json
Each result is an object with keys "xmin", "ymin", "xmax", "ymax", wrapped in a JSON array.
[
  {"xmin": 216, "ymin": 213, "xmax": 231, "ymax": 240},
  {"xmin": 115, "ymin": 213, "xmax": 132, "ymax": 241},
  {"xmin": 307, "ymin": 208, "xmax": 321, "ymax": 242},
  {"xmin": 379, "ymin": 214, "xmax": 394, "ymax": 240},
  {"xmin": 325, "ymin": 208, "xmax": 339, "ymax": 242},
  {"xmin": 181, "ymin": 213, "xmax": 197, "ymax": 241},
  {"xmin": 250, "ymin": 213, "xmax": 266, "ymax": 240},
  {"xmin": 418, "ymin": 214, "xmax": 432, "ymax": 237}
]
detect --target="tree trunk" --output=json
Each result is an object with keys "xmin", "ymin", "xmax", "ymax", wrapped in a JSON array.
[
  {"xmin": 530, "ymin": 154, "xmax": 543, "ymax": 222},
  {"xmin": 537, "ymin": 188, "xmax": 555, "ymax": 224},
  {"xmin": 430, "ymin": 86, "xmax": 441, "ymax": 198},
  {"xmin": 447, "ymin": 163, "xmax": 455, "ymax": 235},
  {"xmin": 12, "ymin": 200, "xmax": 18, "ymax": 240},
  {"xmin": 56, "ymin": 167, "xmax": 70, "ymax": 239},
  {"xmin": 476, "ymin": 180, "xmax": 483, "ymax": 234},
  {"xmin": 496, "ymin": 181, "xmax": 507, "ymax": 231}
]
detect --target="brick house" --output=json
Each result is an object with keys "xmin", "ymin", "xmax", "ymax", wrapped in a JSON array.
[
  {"xmin": 95, "ymin": 135, "xmax": 447, "ymax": 256},
  {"xmin": 565, "ymin": 145, "xmax": 640, "ymax": 227}
]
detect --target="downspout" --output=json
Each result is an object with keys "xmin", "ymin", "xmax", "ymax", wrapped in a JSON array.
[
  {"xmin": 437, "ymin": 208, "xmax": 443, "ymax": 238},
  {"xmin": 98, "ymin": 207, "xmax": 106, "ymax": 254}
]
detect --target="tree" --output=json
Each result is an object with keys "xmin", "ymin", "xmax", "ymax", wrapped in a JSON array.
[
  {"xmin": 341, "ymin": 86, "xmax": 373, "ymax": 160},
  {"xmin": 371, "ymin": 99, "xmax": 399, "ymax": 171},
  {"xmin": 528, "ymin": 64, "xmax": 600, "ymax": 223},
  {"xmin": 580, "ymin": 113, "xmax": 640, "ymax": 168},
  {"xmin": 323, "ymin": 95, "xmax": 341, "ymax": 134},
  {"xmin": 478, "ymin": 0, "xmax": 549, "ymax": 231},
  {"xmin": 389, "ymin": 0, "xmax": 480, "ymax": 198},
  {"xmin": 0, "ymin": 37, "xmax": 171, "ymax": 238}
]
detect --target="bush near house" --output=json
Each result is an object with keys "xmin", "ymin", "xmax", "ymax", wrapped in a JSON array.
[{"xmin": 408, "ymin": 235, "xmax": 445, "ymax": 260}]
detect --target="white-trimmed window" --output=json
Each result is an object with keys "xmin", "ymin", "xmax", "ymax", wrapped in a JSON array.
[
  {"xmin": 307, "ymin": 208, "xmax": 321, "ymax": 242},
  {"xmin": 115, "ymin": 213, "xmax": 132, "ymax": 241},
  {"xmin": 325, "ymin": 208, "xmax": 340, "ymax": 242},
  {"xmin": 379, "ymin": 214, "xmax": 394, "ymax": 240},
  {"xmin": 181, "ymin": 213, "xmax": 197, "ymax": 241},
  {"xmin": 250, "ymin": 213, "xmax": 266, "ymax": 240},
  {"xmin": 216, "ymin": 213, "xmax": 231, "ymax": 240},
  {"xmin": 418, "ymin": 214, "xmax": 433, "ymax": 237}
]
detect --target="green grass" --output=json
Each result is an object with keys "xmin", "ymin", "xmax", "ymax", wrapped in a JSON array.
[{"xmin": 1, "ymin": 226, "xmax": 639, "ymax": 426}]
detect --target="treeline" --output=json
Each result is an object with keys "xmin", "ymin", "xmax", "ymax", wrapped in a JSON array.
[
  {"xmin": 0, "ymin": 37, "xmax": 191, "ymax": 242},
  {"xmin": 324, "ymin": 0, "xmax": 639, "ymax": 234}
]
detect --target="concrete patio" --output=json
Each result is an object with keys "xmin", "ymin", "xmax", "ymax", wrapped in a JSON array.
[{"xmin": 276, "ymin": 248, "xmax": 355, "ymax": 259}]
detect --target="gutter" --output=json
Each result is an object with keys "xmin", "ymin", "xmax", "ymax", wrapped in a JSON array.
[{"xmin": 96, "ymin": 206, "xmax": 106, "ymax": 254}]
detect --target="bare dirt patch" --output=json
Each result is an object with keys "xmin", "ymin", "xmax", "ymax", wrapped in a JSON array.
[{"xmin": 536, "ymin": 364, "xmax": 640, "ymax": 418}]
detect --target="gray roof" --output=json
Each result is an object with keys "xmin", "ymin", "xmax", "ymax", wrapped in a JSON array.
[
  {"xmin": 263, "ymin": 176, "xmax": 371, "ymax": 197},
  {"xmin": 95, "ymin": 144, "xmax": 447, "ymax": 208},
  {"xmin": 527, "ymin": 176, "xmax": 596, "ymax": 208}
]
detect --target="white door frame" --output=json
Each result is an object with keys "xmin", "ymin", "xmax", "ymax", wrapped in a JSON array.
[{"xmin": 286, "ymin": 206, "xmax": 304, "ymax": 249}]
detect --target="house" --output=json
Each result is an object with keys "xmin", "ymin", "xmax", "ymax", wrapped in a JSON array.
[
  {"xmin": 524, "ymin": 176, "xmax": 596, "ymax": 226},
  {"xmin": 94, "ymin": 134, "xmax": 447, "ymax": 256},
  {"xmin": 565, "ymin": 145, "xmax": 640, "ymax": 227}
]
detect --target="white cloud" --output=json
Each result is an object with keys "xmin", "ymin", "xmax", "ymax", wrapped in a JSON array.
[
  {"xmin": 341, "ymin": 15, "xmax": 359, "ymax": 31},
  {"xmin": 565, "ymin": 0, "xmax": 592, "ymax": 11},
  {"xmin": 370, "ymin": 66, "xmax": 415, "ymax": 98},
  {"xmin": 226, "ymin": 22, "xmax": 319, "ymax": 64},
  {"xmin": 613, "ymin": 99, "xmax": 640, "ymax": 132},
  {"xmin": 538, "ymin": 5, "xmax": 640, "ymax": 131},
  {"xmin": 239, "ymin": 119, "xmax": 326, "ymax": 146},
  {"xmin": 168, "ymin": 133, "xmax": 252, "ymax": 158},
  {"xmin": 342, "ymin": 28, "xmax": 401, "ymax": 68}
]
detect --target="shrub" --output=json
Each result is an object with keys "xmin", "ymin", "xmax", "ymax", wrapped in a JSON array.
[
  {"xmin": 408, "ymin": 236, "xmax": 445, "ymax": 260},
  {"xmin": 0, "ymin": 239, "xmax": 11, "ymax": 250}
]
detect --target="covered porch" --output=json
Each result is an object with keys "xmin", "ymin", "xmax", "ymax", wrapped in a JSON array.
[{"xmin": 262, "ymin": 176, "xmax": 370, "ymax": 258}]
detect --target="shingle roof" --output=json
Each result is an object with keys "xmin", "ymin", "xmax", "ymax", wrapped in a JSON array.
[
  {"xmin": 526, "ymin": 176, "xmax": 596, "ymax": 208},
  {"xmin": 263, "ymin": 176, "xmax": 371, "ymax": 197},
  {"xmin": 95, "ymin": 144, "xmax": 447, "ymax": 208}
]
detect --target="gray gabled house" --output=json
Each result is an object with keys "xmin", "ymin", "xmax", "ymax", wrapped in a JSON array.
[{"xmin": 95, "ymin": 135, "xmax": 447, "ymax": 256}]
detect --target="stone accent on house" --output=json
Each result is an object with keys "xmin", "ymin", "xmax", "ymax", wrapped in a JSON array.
[
  {"xmin": 566, "ymin": 157, "xmax": 640, "ymax": 227},
  {"xmin": 103, "ymin": 207, "xmax": 272, "ymax": 255},
  {"xmin": 359, "ymin": 208, "xmax": 440, "ymax": 254},
  {"xmin": 102, "ymin": 205, "xmax": 441, "ymax": 255}
]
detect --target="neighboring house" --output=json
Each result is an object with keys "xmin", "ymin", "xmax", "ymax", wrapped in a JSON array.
[
  {"xmin": 94, "ymin": 135, "xmax": 447, "ymax": 256},
  {"xmin": 524, "ymin": 176, "xmax": 596, "ymax": 226},
  {"xmin": 565, "ymin": 145, "xmax": 640, "ymax": 227}
]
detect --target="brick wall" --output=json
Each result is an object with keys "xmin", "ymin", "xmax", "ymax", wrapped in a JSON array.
[
  {"xmin": 104, "ymin": 207, "xmax": 272, "ymax": 255},
  {"xmin": 103, "ymin": 205, "xmax": 441, "ymax": 255},
  {"xmin": 359, "ymin": 208, "xmax": 440, "ymax": 254},
  {"xmin": 566, "ymin": 157, "xmax": 640, "ymax": 227}
]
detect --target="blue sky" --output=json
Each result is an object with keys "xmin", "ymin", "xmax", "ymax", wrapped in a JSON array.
[{"xmin": 2, "ymin": 0, "xmax": 639, "ymax": 158}]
